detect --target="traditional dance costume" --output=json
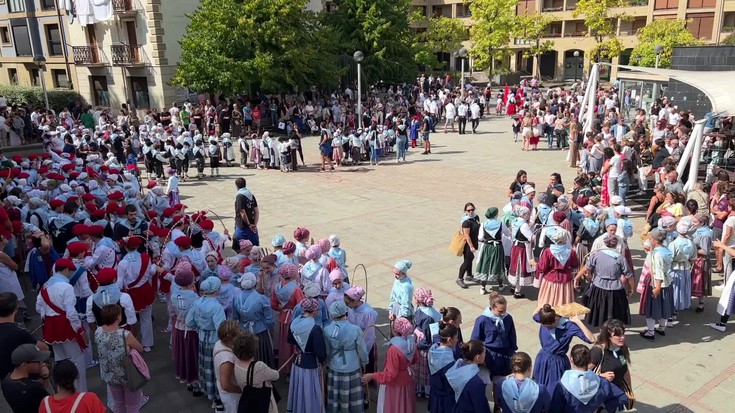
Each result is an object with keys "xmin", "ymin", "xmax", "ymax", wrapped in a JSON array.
[
  {"xmin": 536, "ymin": 245, "xmax": 578, "ymax": 308},
  {"xmin": 549, "ymin": 370, "xmax": 627, "ymax": 413},
  {"xmin": 171, "ymin": 285, "xmax": 201, "ymax": 385},
  {"xmin": 374, "ymin": 336, "xmax": 418, "ymax": 413},
  {"xmin": 185, "ymin": 295, "xmax": 226, "ymax": 401},
  {"xmin": 532, "ymin": 315, "xmax": 592, "ymax": 390},
  {"xmin": 427, "ymin": 344, "xmax": 457, "ymax": 413},
  {"xmin": 233, "ymin": 289, "xmax": 276, "ymax": 368},
  {"xmin": 584, "ymin": 249, "xmax": 632, "ymax": 327},
  {"xmin": 117, "ymin": 251, "xmax": 157, "ymax": 348},
  {"xmin": 471, "ymin": 308, "xmax": 517, "ymax": 377},
  {"xmin": 347, "ymin": 302, "xmax": 378, "ymax": 373},
  {"xmin": 414, "ymin": 305, "xmax": 442, "ymax": 397},
  {"xmin": 669, "ymin": 235, "xmax": 696, "ymax": 311},
  {"xmin": 271, "ymin": 279, "xmax": 305, "ymax": 373},
  {"xmin": 495, "ymin": 376, "xmax": 551, "ymax": 413},
  {"xmin": 287, "ymin": 316, "xmax": 327, "ymax": 413},
  {"xmin": 323, "ymin": 318, "xmax": 369, "ymax": 412},
  {"xmin": 475, "ymin": 218, "xmax": 508, "ymax": 286},
  {"xmin": 509, "ymin": 217, "xmax": 535, "ymax": 290},
  {"xmin": 445, "ymin": 359, "xmax": 491, "ymax": 413},
  {"xmin": 691, "ymin": 226, "xmax": 713, "ymax": 299}
]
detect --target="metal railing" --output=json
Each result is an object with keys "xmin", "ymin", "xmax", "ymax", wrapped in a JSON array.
[
  {"xmin": 72, "ymin": 46, "xmax": 106, "ymax": 65},
  {"xmin": 111, "ymin": 44, "xmax": 144, "ymax": 66},
  {"xmin": 112, "ymin": 0, "xmax": 137, "ymax": 13},
  {"xmin": 542, "ymin": 6, "xmax": 564, "ymax": 11}
]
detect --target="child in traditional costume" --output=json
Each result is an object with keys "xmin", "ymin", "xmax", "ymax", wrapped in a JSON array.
[
  {"xmin": 271, "ymin": 263, "xmax": 305, "ymax": 373},
  {"xmin": 216, "ymin": 266, "xmax": 240, "ymax": 320},
  {"xmin": 691, "ymin": 213, "xmax": 712, "ymax": 313},
  {"xmin": 233, "ymin": 272, "xmax": 276, "ymax": 368},
  {"xmin": 413, "ymin": 287, "xmax": 442, "ymax": 398},
  {"xmin": 325, "ymin": 269, "xmax": 350, "ymax": 308},
  {"xmin": 475, "ymin": 207, "xmax": 509, "ymax": 295},
  {"xmin": 327, "ymin": 234, "xmax": 348, "ymax": 282},
  {"xmin": 389, "ymin": 259, "xmax": 415, "ymax": 321},
  {"xmin": 496, "ymin": 352, "xmax": 551, "ymax": 413},
  {"xmin": 345, "ymin": 285, "xmax": 378, "ymax": 373},
  {"xmin": 509, "ymin": 206, "xmax": 535, "ymax": 299},
  {"xmin": 638, "ymin": 229, "xmax": 675, "ymax": 341},
  {"xmin": 445, "ymin": 340, "xmax": 491, "ymax": 413},
  {"xmin": 428, "ymin": 323, "xmax": 459, "ymax": 413},
  {"xmin": 669, "ymin": 220, "xmax": 696, "ymax": 321},
  {"xmin": 535, "ymin": 230, "xmax": 578, "ymax": 310},
  {"xmin": 287, "ymin": 297, "xmax": 327, "ymax": 413},
  {"xmin": 170, "ymin": 266, "xmax": 203, "ymax": 396},
  {"xmin": 361, "ymin": 317, "xmax": 418, "ymax": 413}
]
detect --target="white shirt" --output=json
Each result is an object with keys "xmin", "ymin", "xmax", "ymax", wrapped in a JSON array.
[
  {"xmin": 84, "ymin": 240, "xmax": 117, "ymax": 270},
  {"xmin": 35, "ymin": 279, "xmax": 82, "ymax": 332},
  {"xmin": 470, "ymin": 103, "xmax": 481, "ymax": 119},
  {"xmin": 668, "ymin": 111, "xmax": 680, "ymax": 126},
  {"xmin": 117, "ymin": 252, "xmax": 157, "ymax": 290},
  {"xmin": 608, "ymin": 155, "xmax": 622, "ymax": 178},
  {"xmin": 445, "ymin": 103, "xmax": 456, "ymax": 119},
  {"xmin": 458, "ymin": 104, "xmax": 468, "ymax": 117}
]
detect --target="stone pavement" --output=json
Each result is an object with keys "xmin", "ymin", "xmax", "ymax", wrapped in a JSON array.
[{"xmin": 6, "ymin": 116, "xmax": 734, "ymax": 412}]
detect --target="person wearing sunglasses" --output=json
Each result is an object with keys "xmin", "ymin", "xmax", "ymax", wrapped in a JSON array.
[{"xmin": 458, "ymin": 203, "xmax": 480, "ymax": 289}]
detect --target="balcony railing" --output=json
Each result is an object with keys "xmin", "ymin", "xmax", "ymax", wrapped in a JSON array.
[
  {"xmin": 72, "ymin": 46, "xmax": 106, "ymax": 66},
  {"xmin": 112, "ymin": 0, "xmax": 138, "ymax": 14},
  {"xmin": 111, "ymin": 44, "xmax": 145, "ymax": 66},
  {"xmin": 569, "ymin": 31, "xmax": 587, "ymax": 37},
  {"xmin": 619, "ymin": 29, "xmax": 640, "ymax": 35},
  {"xmin": 542, "ymin": 6, "xmax": 564, "ymax": 11},
  {"xmin": 543, "ymin": 32, "xmax": 563, "ymax": 38}
]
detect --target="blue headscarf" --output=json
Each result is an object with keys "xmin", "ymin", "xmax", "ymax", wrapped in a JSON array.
[
  {"xmin": 389, "ymin": 335, "xmax": 416, "ymax": 361},
  {"xmin": 560, "ymin": 370, "xmax": 601, "ymax": 405},
  {"xmin": 93, "ymin": 284, "xmax": 122, "ymax": 308},
  {"xmin": 446, "ymin": 359, "xmax": 480, "ymax": 402},
  {"xmin": 394, "ymin": 259, "xmax": 412, "ymax": 274},
  {"xmin": 482, "ymin": 307, "xmax": 508, "ymax": 333},
  {"xmin": 290, "ymin": 315, "xmax": 315, "ymax": 352},
  {"xmin": 549, "ymin": 244, "xmax": 572, "ymax": 266},
  {"xmin": 501, "ymin": 378, "xmax": 541, "ymax": 413},
  {"xmin": 428, "ymin": 344, "xmax": 456, "ymax": 374}
]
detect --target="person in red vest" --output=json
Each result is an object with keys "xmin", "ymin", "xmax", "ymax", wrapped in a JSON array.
[
  {"xmin": 116, "ymin": 236, "xmax": 160, "ymax": 352},
  {"xmin": 34, "ymin": 257, "xmax": 88, "ymax": 392}
]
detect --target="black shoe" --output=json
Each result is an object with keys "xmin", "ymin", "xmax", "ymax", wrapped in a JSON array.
[
  {"xmin": 639, "ymin": 331, "xmax": 655, "ymax": 341},
  {"xmin": 192, "ymin": 389, "xmax": 204, "ymax": 397},
  {"xmin": 696, "ymin": 304, "xmax": 705, "ymax": 313},
  {"xmin": 513, "ymin": 293, "xmax": 526, "ymax": 299},
  {"xmin": 186, "ymin": 384, "xmax": 193, "ymax": 392},
  {"xmin": 456, "ymin": 279, "xmax": 468, "ymax": 289},
  {"xmin": 654, "ymin": 328, "xmax": 666, "ymax": 336}
]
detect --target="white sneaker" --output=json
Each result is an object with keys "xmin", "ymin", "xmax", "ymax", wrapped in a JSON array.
[
  {"xmin": 666, "ymin": 319, "xmax": 675, "ymax": 328},
  {"xmin": 480, "ymin": 287, "xmax": 487, "ymax": 295},
  {"xmin": 143, "ymin": 346, "xmax": 152, "ymax": 353},
  {"xmin": 709, "ymin": 323, "xmax": 727, "ymax": 332}
]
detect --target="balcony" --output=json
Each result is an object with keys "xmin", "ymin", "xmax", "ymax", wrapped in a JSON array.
[
  {"xmin": 112, "ymin": 0, "xmax": 139, "ymax": 17},
  {"xmin": 542, "ymin": 6, "xmax": 564, "ymax": 11},
  {"xmin": 72, "ymin": 46, "xmax": 107, "ymax": 66},
  {"xmin": 111, "ymin": 44, "xmax": 145, "ymax": 66},
  {"xmin": 543, "ymin": 32, "xmax": 563, "ymax": 37}
]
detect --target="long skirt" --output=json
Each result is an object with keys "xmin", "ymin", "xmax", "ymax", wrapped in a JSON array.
[
  {"xmin": 584, "ymin": 286, "xmax": 631, "ymax": 327},
  {"xmin": 173, "ymin": 327, "xmax": 199, "ymax": 383},
  {"xmin": 168, "ymin": 189, "xmax": 180, "ymax": 208},
  {"xmin": 671, "ymin": 268, "xmax": 692, "ymax": 311},
  {"xmin": 277, "ymin": 314, "xmax": 295, "ymax": 374},
  {"xmin": 287, "ymin": 365, "xmax": 324, "ymax": 413},
  {"xmin": 326, "ymin": 368, "xmax": 364, "ymax": 413},
  {"xmin": 199, "ymin": 332, "xmax": 219, "ymax": 401},
  {"xmin": 691, "ymin": 256, "xmax": 710, "ymax": 298},
  {"xmin": 537, "ymin": 279, "xmax": 575, "ymax": 309},
  {"xmin": 377, "ymin": 380, "xmax": 415, "ymax": 413},
  {"xmin": 416, "ymin": 349, "xmax": 430, "ymax": 394},
  {"xmin": 508, "ymin": 244, "xmax": 534, "ymax": 287},
  {"xmin": 475, "ymin": 242, "xmax": 504, "ymax": 283},
  {"xmin": 255, "ymin": 329, "xmax": 276, "ymax": 369},
  {"xmin": 533, "ymin": 350, "xmax": 570, "ymax": 391},
  {"xmin": 365, "ymin": 345, "xmax": 377, "ymax": 374},
  {"xmin": 641, "ymin": 284, "xmax": 675, "ymax": 320}
]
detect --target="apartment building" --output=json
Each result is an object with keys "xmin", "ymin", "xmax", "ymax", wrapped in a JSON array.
[
  {"xmin": 0, "ymin": 0, "xmax": 75, "ymax": 90},
  {"xmin": 411, "ymin": 0, "xmax": 735, "ymax": 81},
  {"xmin": 67, "ymin": 0, "xmax": 200, "ymax": 113}
]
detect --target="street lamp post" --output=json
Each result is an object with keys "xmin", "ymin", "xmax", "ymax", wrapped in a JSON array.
[
  {"xmin": 353, "ymin": 51, "xmax": 364, "ymax": 129},
  {"xmin": 33, "ymin": 55, "xmax": 50, "ymax": 111},
  {"xmin": 654, "ymin": 45, "xmax": 663, "ymax": 69},
  {"xmin": 573, "ymin": 51, "xmax": 580, "ymax": 82},
  {"xmin": 458, "ymin": 47, "xmax": 468, "ymax": 99}
]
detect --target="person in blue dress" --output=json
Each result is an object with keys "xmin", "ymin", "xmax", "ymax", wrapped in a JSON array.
[
  {"xmin": 232, "ymin": 272, "xmax": 276, "ymax": 368},
  {"xmin": 437, "ymin": 307, "xmax": 464, "ymax": 359},
  {"xmin": 428, "ymin": 323, "xmax": 459, "ymax": 413},
  {"xmin": 445, "ymin": 340, "xmax": 491, "ymax": 413},
  {"xmin": 388, "ymin": 259, "xmax": 415, "ymax": 322},
  {"xmin": 287, "ymin": 298, "xmax": 328, "ymax": 413},
  {"xmin": 550, "ymin": 344, "xmax": 627, "ymax": 413},
  {"xmin": 532, "ymin": 304, "xmax": 595, "ymax": 391},
  {"xmin": 292, "ymin": 283, "xmax": 331, "ymax": 327},
  {"xmin": 495, "ymin": 352, "xmax": 551, "ymax": 413},
  {"xmin": 471, "ymin": 291, "xmax": 517, "ymax": 408},
  {"xmin": 413, "ymin": 287, "xmax": 442, "ymax": 398},
  {"xmin": 327, "ymin": 234, "xmax": 348, "ymax": 282}
]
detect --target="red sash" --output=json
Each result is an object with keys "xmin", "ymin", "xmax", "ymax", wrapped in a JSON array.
[
  {"xmin": 126, "ymin": 253, "xmax": 151, "ymax": 290},
  {"xmin": 124, "ymin": 253, "xmax": 155, "ymax": 311},
  {"xmin": 40, "ymin": 287, "xmax": 87, "ymax": 350}
]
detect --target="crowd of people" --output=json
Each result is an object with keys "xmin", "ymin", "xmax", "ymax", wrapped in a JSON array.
[{"xmin": 0, "ymin": 73, "xmax": 731, "ymax": 413}]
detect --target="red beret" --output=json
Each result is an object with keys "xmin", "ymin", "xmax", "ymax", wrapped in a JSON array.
[
  {"xmin": 156, "ymin": 227, "xmax": 171, "ymax": 238},
  {"xmin": 172, "ymin": 215, "xmax": 187, "ymax": 226},
  {"xmin": 17, "ymin": 172, "xmax": 30, "ymax": 179},
  {"xmin": 68, "ymin": 171, "xmax": 79, "ymax": 180},
  {"xmin": 9, "ymin": 168, "xmax": 19, "ymax": 178},
  {"xmin": 174, "ymin": 203, "xmax": 187, "ymax": 210},
  {"xmin": 38, "ymin": 166, "xmax": 48, "ymax": 174},
  {"xmin": 61, "ymin": 164, "xmax": 74, "ymax": 172},
  {"xmin": 162, "ymin": 208, "xmax": 176, "ymax": 218},
  {"xmin": 108, "ymin": 191, "xmax": 124, "ymax": 200},
  {"xmin": 67, "ymin": 241, "xmax": 88, "ymax": 256},
  {"xmin": 28, "ymin": 154, "xmax": 39, "ymax": 161},
  {"xmin": 72, "ymin": 224, "xmax": 89, "ymax": 236},
  {"xmin": 88, "ymin": 225, "xmax": 105, "ymax": 236},
  {"xmin": 12, "ymin": 155, "xmax": 22, "ymax": 162},
  {"xmin": 96, "ymin": 268, "xmax": 117, "ymax": 285},
  {"xmin": 41, "ymin": 153, "xmax": 52, "ymax": 160},
  {"xmin": 146, "ymin": 210, "xmax": 158, "ymax": 218},
  {"xmin": 146, "ymin": 180, "xmax": 158, "ymax": 189},
  {"xmin": 123, "ymin": 237, "xmax": 143, "ymax": 249},
  {"xmin": 91, "ymin": 210, "xmax": 106, "ymax": 220},
  {"xmin": 48, "ymin": 173, "xmax": 65, "ymax": 181},
  {"xmin": 67, "ymin": 196, "xmax": 79, "ymax": 203},
  {"xmin": 115, "ymin": 207, "xmax": 126, "ymax": 216},
  {"xmin": 100, "ymin": 165, "xmax": 109, "ymax": 172},
  {"xmin": 82, "ymin": 193, "xmax": 96, "ymax": 202},
  {"xmin": 108, "ymin": 168, "xmax": 120, "ymax": 175},
  {"xmin": 105, "ymin": 201, "xmax": 118, "ymax": 214},
  {"xmin": 55, "ymin": 258, "xmax": 76, "ymax": 271},
  {"xmin": 174, "ymin": 236, "xmax": 192, "ymax": 249},
  {"xmin": 0, "ymin": 170, "xmax": 10, "ymax": 178},
  {"xmin": 49, "ymin": 199, "xmax": 64, "ymax": 209},
  {"xmin": 199, "ymin": 219, "xmax": 214, "ymax": 231}
]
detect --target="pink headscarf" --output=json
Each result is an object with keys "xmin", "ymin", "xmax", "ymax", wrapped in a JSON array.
[
  {"xmin": 317, "ymin": 238, "xmax": 331, "ymax": 254},
  {"xmin": 329, "ymin": 269, "xmax": 343, "ymax": 283},
  {"xmin": 393, "ymin": 317, "xmax": 414, "ymax": 337},
  {"xmin": 239, "ymin": 239, "xmax": 253, "ymax": 250},
  {"xmin": 345, "ymin": 285, "xmax": 365, "ymax": 301},
  {"xmin": 278, "ymin": 263, "xmax": 299, "ymax": 279},
  {"xmin": 305, "ymin": 245, "xmax": 322, "ymax": 261},
  {"xmin": 293, "ymin": 227, "xmax": 310, "ymax": 241},
  {"xmin": 413, "ymin": 287, "xmax": 435, "ymax": 307},
  {"xmin": 301, "ymin": 297, "xmax": 319, "ymax": 312},
  {"xmin": 282, "ymin": 241, "xmax": 296, "ymax": 255},
  {"xmin": 217, "ymin": 266, "xmax": 233, "ymax": 281}
]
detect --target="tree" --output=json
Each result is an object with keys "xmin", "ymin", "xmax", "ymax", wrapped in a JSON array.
[
  {"xmin": 723, "ymin": 33, "xmax": 735, "ymax": 46},
  {"xmin": 410, "ymin": 14, "xmax": 468, "ymax": 69},
  {"xmin": 326, "ymin": 0, "xmax": 418, "ymax": 84},
  {"xmin": 572, "ymin": 0, "xmax": 628, "ymax": 62},
  {"xmin": 513, "ymin": 13, "xmax": 557, "ymax": 76},
  {"xmin": 630, "ymin": 19, "xmax": 704, "ymax": 68},
  {"xmin": 172, "ymin": 0, "xmax": 339, "ymax": 94},
  {"xmin": 469, "ymin": 0, "xmax": 519, "ymax": 75}
]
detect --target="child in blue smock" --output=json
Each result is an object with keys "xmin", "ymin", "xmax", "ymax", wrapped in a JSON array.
[
  {"xmin": 428, "ymin": 323, "xmax": 459, "ymax": 413},
  {"xmin": 327, "ymin": 234, "xmax": 349, "ymax": 282},
  {"xmin": 389, "ymin": 259, "xmax": 415, "ymax": 321},
  {"xmin": 495, "ymin": 352, "xmax": 551, "ymax": 413},
  {"xmin": 446, "ymin": 340, "xmax": 491, "ymax": 413}
]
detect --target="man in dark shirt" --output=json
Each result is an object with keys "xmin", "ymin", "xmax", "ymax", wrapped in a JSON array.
[
  {"xmin": 0, "ymin": 293, "xmax": 48, "ymax": 380},
  {"xmin": 1, "ymin": 344, "xmax": 50, "ymax": 413},
  {"xmin": 233, "ymin": 177, "xmax": 260, "ymax": 249}
]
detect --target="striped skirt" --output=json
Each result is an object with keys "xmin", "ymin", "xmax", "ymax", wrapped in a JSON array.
[
  {"xmin": 199, "ymin": 331, "xmax": 220, "ymax": 401},
  {"xmin": 326, "ymin": 368, "xmax": 364, "ymax": 413},
  {"xmin": 416, "ymin": 349, "xmax": 430, "ymax": 393}
]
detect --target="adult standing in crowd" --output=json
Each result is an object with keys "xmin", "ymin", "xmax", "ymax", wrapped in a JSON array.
[{"xmin": 234, "ymin": 178, "xmax": 259, "ymax": 248}]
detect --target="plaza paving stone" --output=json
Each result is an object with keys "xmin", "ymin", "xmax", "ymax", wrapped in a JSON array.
[{"xmin": 3, "ymin": 115, "xmax": 733, "ymax": 412}]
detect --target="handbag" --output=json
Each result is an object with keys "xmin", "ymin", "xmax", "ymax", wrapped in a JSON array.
[
  {"xmin": 449, "ymin": 229, "xmax": 466, "ymax": 256},
  {"xmin": 237, "ymin": 361, "xmax": 273, "ymax": 413},
  {"xmin": 120, "ymin": 330, "xmax": 150, "ymax": 391}
]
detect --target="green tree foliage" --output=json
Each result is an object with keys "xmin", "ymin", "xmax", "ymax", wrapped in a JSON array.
[
  {"xmin": 172, "ymin": 0, "xmax": 339, "ymax": 94},
  {"xmin": 0, "ymin": 85, "xmax": 85, "ymax": 112},
  {"xmin": 469, "ymin": 0, "xmax": 519, "ymax": 74},
  {"xmin": 513, "ymin": 13, "xmax": 556, "ymax": 75},
  {"xmin": 572, "ymin": 0, "xmax": 628, "ymax": 60},
  {"xmin": 630, "ymin": 19, "xmax": 703, "ymax": 68},
  {"xmin": 411, "ymin": 14, "xmax": 468, "ymax": 69},
  {"xmin": 326, "ymin": 0, "xmax": 418, "ymax": 83},
  {"xmin": 723, "ymin": 33, "xmax": 735, "ymax": 46}
]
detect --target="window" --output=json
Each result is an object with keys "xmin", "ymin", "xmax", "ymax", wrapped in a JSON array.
[
  {"xmin": 51, "ymin": 70, "xmax": 69, "ymax": 88},
  {"xmin": 7, "ymin": 68, "xmax": 17, "ymax": 85},
  {"xmin": 130, "ymin": 77, "xmax": 150, "ymax": 109},
  {"xmin": 688, "ymin": 0, "xmax": 715, "ymax": 7},
  {"xmin": 11, "ymin": 25, "xmax": 31, "ymax": 56},
  {"xmin": 45, "ymin": 24, "xmax": 63, "ymax": 56},
  {"xmin": 0, "ymin": 26, "xmax": 10, "ymax": 45},
  {"xmin": 7, "ymin": 0, "xmax": 24, "ymax": 12},
  {"xmin": 40, "ymin": 0, "xmax": 56, "ymax": 9},
  {"xmin": 687, "ymin": 12, "xmax": 715, "ymax": 39},
  {"xmin": 654, "ymin": 0, "xmax": 678, "ymax": 9},
  {"xmin": 517, "ymin": 0, "xmax": 537, "ymax": 15},
  {"xmin": 90, "ymin": 76, "xmax": 110, "ymax": 107},
  {"xmin": 30, "ymin": 68, "xmax": 39, "ymax": 86}
]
